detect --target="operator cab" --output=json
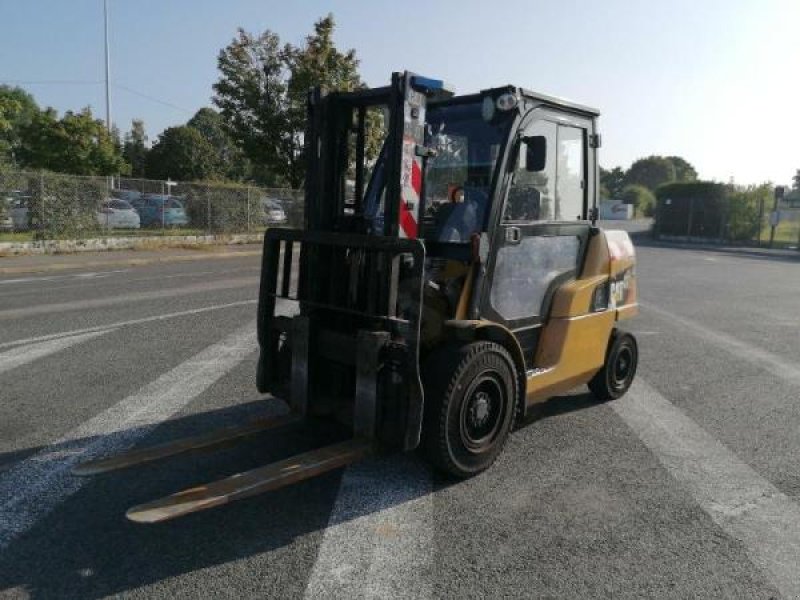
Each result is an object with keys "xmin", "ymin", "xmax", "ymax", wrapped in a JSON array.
[{"xmin": 361, "ymin": 85, "xmax": 600, "ymax": 255}]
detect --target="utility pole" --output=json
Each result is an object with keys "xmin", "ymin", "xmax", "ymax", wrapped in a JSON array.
[{"xmin": 104, "ymin": 0, "xmax": 112, "ymax": 133}]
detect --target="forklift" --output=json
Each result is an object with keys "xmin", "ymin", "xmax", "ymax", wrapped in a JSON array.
[{"xmin": 75, "ymin": 72, "xmax": 639, "ymax": 523}]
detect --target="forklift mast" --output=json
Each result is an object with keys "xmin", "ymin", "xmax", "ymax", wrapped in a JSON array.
[
  {"xmin": 255, "ymin": 73, "xmax": 453, "ymax": 453},
  {"xmin": 304, "ymin": 71, "xmax": 452, "ymax": 237}
]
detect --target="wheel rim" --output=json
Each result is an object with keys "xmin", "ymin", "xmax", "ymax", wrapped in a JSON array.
[
  {"xmin": 610, "ymin": 345, "xmax": 634, "ymax": 392},
  {"xmin": 459, "ymin": 374, "xmax": 506, "ymax": 453}
]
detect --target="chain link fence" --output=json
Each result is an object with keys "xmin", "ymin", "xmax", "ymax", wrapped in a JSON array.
[{"xmin": 0, "ymin": 169, "xmax": 304, "ymax": 241}]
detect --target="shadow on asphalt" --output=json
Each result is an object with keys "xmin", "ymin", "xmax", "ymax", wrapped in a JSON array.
[
  {"xmin": 0, "ymin": 397, "xmax": 351, "ymax": 599},
  {"xmin": 0, "ymin": 389, "xmax": 596, "ymax": 599}
]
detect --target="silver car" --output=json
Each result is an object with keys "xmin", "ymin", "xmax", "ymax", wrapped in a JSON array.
[
  {"xmin": 262, "ymin": 198, "xmax": 288, "ymax": 224},
  {"xmin": 96, "ymin": 198, "xmax": 141, "ymax": 229}
]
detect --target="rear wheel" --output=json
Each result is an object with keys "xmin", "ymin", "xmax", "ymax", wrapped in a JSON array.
[
  {"xmin": 588, "ymin": 331, "xmax": 638, "ymax": 401},
  {"xmin": 422, "ymin": 341, "xmax": 517, "ymax": 478}
]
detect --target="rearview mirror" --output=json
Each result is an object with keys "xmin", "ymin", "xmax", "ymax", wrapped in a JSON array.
[{"xmin": 523, "ymin": 135, "xmax": 547, "ymax": 172}]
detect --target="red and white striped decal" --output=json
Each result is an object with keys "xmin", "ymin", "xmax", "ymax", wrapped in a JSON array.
[{"xmin": 399, "ymin": 138, "xmax": 422, "ymax": 239}]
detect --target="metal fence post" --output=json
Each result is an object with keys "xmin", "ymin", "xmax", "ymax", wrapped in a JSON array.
[
  {"xmin": 206, "ymin": 186, "xmax": 211, "ymax": 234},
  {"xmin": 161, "ymin": 180, "xmax": 166, "ymax": 234},
  {"xmin": 40, "ymin": 171, "xmax": 45, "ymax": 237},
  {"xmin": 769, "ymin": 186, "xmax": 783, "ymax": 248},
  {"xmin": 247, "ymin": 186, "xmax": 251, "ymax": 233}
]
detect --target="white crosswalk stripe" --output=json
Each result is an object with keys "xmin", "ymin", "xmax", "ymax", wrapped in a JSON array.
[
  {"xmin": 304, "ymin": 456, "xmax": 434, "ymax": 599},
  {"xmin": 0, "ymin": 322, "xmax": 257, "ymax": 551},
  {"xmin": 642, "ymin": 301, "xmax": 800, "ymax": 386},
  {"xmin": 0, "ymin": 329, "xmax": 113, "ymax": 375},
  {"xmin": 614, "ymin": 379, "xmax": 800, "ymax": 599}
]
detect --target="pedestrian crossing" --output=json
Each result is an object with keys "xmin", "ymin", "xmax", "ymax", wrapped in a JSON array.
[{"xmin": 0, "ymin": 305, "xmax": 799, "ymax": 597}]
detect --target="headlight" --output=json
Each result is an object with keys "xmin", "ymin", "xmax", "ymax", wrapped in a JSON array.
[{"xmin": 495, "ymin": 92, "xmax": 518, "ymax": 111}]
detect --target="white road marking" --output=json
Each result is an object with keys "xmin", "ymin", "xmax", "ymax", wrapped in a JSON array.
[
  {"xmin": 304, "ymin": 456, "xmax": 434, "ymax": 599},
  {"xmin": 0, "ymin": 269, "xmax": 129, "ymax": 286},
  {"xmin": 0, "ymin": 299, "xmax": 257, "ymax": 350},
  {"xmin": 642, "ymin": 301, "xmax": 800, "ymax": 386},
  {"xmin": 0, "ymin": 330, "xmax": 113, "ymax": 375},
  {"xmin": 0, "ymin": 275, "xmax": 259, "ymax": 320},
  {"xmin": 614, "ymin": 379, "xmax": 800, "ymax": 599},
  {"xmin": 0, "ymin": 323, "xmax": 257, "ymax": 551}
]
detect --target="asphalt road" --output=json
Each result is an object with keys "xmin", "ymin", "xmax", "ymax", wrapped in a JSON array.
[{"xmin": 1, "ymin": 240, "xmax": 799, "ymax": 599}]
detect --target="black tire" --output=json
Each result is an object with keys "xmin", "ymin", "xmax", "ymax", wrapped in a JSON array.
[
  {"xmin": 422, "ymin": 341, "xmax": 518, "ymax": 478},
  {"xmin": 588, "ymin": 331, "xmax": 638, "ymax": 401}
]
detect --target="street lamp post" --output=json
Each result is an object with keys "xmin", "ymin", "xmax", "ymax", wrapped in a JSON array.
[{"xmin": 104, "ymin": 0, "xmax": 112, "ymax": 134}]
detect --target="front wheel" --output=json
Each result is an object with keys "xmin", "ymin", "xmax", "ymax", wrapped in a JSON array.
[
  {"xmin": 422, "ymin": 341, "xmax": 518, "ymax": 478},
  {"xmin": 588, "ymin": 331, "xmax": 638, "ymax": 401}
]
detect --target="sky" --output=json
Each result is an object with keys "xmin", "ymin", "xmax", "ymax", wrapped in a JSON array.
[{"xmin": 1, "ymin": 0, "xmax": 798, "ymax": 185}]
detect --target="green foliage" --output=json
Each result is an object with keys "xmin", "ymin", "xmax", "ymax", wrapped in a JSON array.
[
  {"xmin": 213, "ymin": 14, "xmax": 373, "ymax": 188},
  {"xmin": 0, "ymin": 86, "xmax": 39, "ymax": 165},
  {"xmin": 177, "ymin": 181, "xmax": 250, "ymax": 232},
  {"xmin": 23, "ymin": 172, "xmax": 106, "ymax": 240},
  {"xmin": 599, "ymin": 166, "xmax": 626, "ymax": 198},
  {"xmin": 625, "ymin": 156, "xmax": 677, "ymax": 191},
  {"xmin": 617, "ymin": 155, "xmax": 698, "ymax": 193},
  {"xmin": 123, "ymin": 119, "xmax": 148, "ymax": 178},
  {"xmin": 17, "ymin": 107, "xmax": 127, "ymax": 175},
  {"xmin": 792, "ymin": 169, "xmax": 800, "ymax": 191},
  {"xmin": 655, "ymin": 181, "xmax": 728, "ymax": 202},
  {"xmin": 187, "ymin": 108, "xmax": 250, "ymax": 180},
  {"xmin": 665, "ymin": 156, "xmax": 698, "ymax": 182},
  {"xmin": 145, "ymin": 126, "xmax": 220, "ymax": 181},
  {"xmin": 620, "ymin": 184, "xmax": 656, "ymax": 216},
  {"xmin": 727, "ymin": 184, "xmax": 770, "ymax": 241}
]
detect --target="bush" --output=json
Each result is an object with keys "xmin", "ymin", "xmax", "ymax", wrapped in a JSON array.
[
  {"xmin": 178, "ymin": 181, "xmax": 251, "ymax": 233},
  {"xmin": 28, "ymin": 172, "xmax": 105, "ymax": 240},
  {"xmin": 620, "ymin": 184, "xmax": 656, "ymax": 217},
  {"xmin": 727, "ymin": 185, "xmax": 770, "ymax": 241}
]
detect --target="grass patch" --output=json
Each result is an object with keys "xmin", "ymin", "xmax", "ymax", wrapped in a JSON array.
[
  {"xmin": 0, "ymin": 231, "xmax": 33, "ymax": 243},
  {"xmin": 759, "ymin": 221, "xmax": 800, "ymax": 247}
]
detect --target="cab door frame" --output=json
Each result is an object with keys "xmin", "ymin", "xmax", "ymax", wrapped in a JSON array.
[{"xmin": 477, "ymin": 106, "xmax": 598, "ymax": 368}]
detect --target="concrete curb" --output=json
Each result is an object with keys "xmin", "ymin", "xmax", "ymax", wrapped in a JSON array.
[{"xmin": 0, "ymin": 233, "xmax": 264, "ymax": 257}]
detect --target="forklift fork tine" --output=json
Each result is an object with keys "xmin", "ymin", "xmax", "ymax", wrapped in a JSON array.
[
  {"xmin": 72, "ymin": 413, "xmax": 303, "ymax": 476},
  {"xmin": 126, "ymin": 438, "xmax": 373, "ymax": 523}
]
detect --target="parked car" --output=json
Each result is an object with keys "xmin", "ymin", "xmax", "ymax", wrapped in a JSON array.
[
  {"xmin": 96, "ymin": 198, "xmax": 141, "ymax": 229},
  {"xmin": 129, "ymin": 194, "xmax": 189, "ymax": 228},
  {"xmin": 8, "ymin": 192, "xmax": 34, "ymax": 231},
  {"xmin": 113, "ymin": 189, "xmax": 144, "ymax": 203},
  {"xmin": 0, "ymin": 193, "xmax": 14, "ymax": 231},
  {"xmin": 262, "ymin": 198, "xmax": 288, "ymax": 224}
]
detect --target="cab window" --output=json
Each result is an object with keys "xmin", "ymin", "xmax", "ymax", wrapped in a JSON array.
[{"xmin": 504, "ymin": 119, "xmax": 586, "ymax": 223}]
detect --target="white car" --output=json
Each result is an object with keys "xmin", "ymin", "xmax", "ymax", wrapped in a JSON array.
[
  {"xmin": 96, "ymin": 198, "xmax": 141, "ymax": 229},
  {"xmin": 9, "ymin": 193, "xmax": 33, "ymax": 230},
  {"xmin": 262, "ymin": 198, "xmax": 288, "ymax": 224},
  {"xmin": 0, "ymin": 195, "xmax": 14, "ymax": 231}
]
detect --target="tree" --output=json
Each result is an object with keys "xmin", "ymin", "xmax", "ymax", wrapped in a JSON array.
[
  {"xmin": 599, "ymin": 166, "xmax": 626, "ymax": 198},
  {"xmin": 186, "ymin": 107, "xmax": 249, "ymax": 180},
  {"xmin": 213, "ymin": 14, "xmax": 371, "ymax": 187},
  {"xmin": 17, "ymin": 107, "xmax": 127, "ymax": 175},
  {"xmin": 145, "ymin": 126, "xmax": 220, "ymax": 181},
  {"xmin": 792, "ymin": 169, "xmax": 800, "ymax": 191},
  {"xmin": 0, "ymin": 85, "xmax": 39, "ymax": 165},
  {"xmin": 625, "ymin": 155, "xmax": 677, "ymax": 191},
  {"xmin": 212, "ymin": 27, "xmax": 290, "ymax": 186},
  {"xmin": 123, "ymin": 119, "xmax": 149, "ymax": 178},
  {"xmin": 665, "ymin": 156, "xmax": 698, "ymax": 182},
  {"xmin": 620, "ymin": 184, "xmax": 656, "ymax": 217}
]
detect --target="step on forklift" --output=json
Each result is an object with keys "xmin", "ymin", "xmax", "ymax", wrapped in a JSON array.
[{"xmin": 75, "ymin": 72, "xmax": 638, "ymax": 523}]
